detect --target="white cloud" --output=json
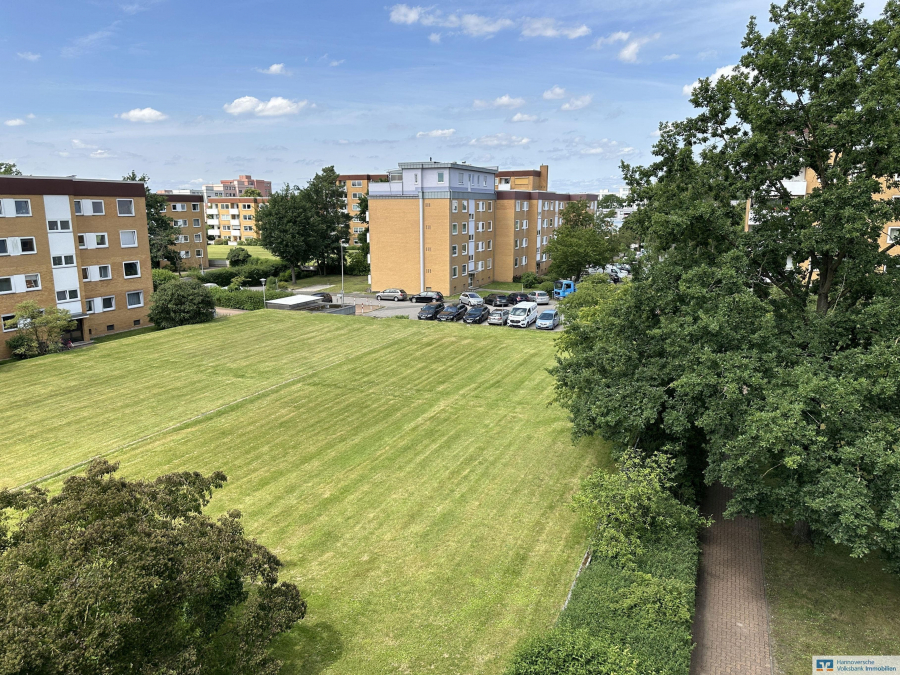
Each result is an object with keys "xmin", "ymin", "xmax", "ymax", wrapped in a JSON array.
[
  {"xmin": 223, "ymin": 96, "xmax": 310, "ymax": 116},
  {"xmin": 116, "ymin": 107, "xmax": 168, "ymax": 123},
  {"xmin": 72, "ymin": 139, "xmax": 97, "ymax": 149},
  {"xmin": 561, "ymin": 95, "xmax": 592, "ymax": 111},
  {"xmin": 510, "ymin": 113, "xmax": 540, "ymax": 122},
  {"xmin": 469, "ymin": 133, "xmax": 531, "ymax": 147},
  {"xmin": 329, "ymin": 59, "xmax": 345, "ymax": 67},
  {"xmin": 429, "ymin": 32, "xmax": 441, "ymax": 43},
  {"xmin": 16, "ymin": 52, "xmax": 40, "ymax": 61},
  {"xmin": 542, "ymin": 85, "xmax": 566, "ymax": 100},
  {"xmin": 416, "ymin": 128, "xmax": 456, "ymax": 137},
  {"xmin": 682, "ymin": 64, "xmax": 739, "ymax": 95},
  {"xmin": 26, "ymin": 113, "xmax": 35, "ymax": 119},
  {"xmin": 388, "ymin": 5, "xmax": 513, "ymax": 37},
  {"xmin": 592, "ymin": 31, "xmax": 630, "ymax": 48},
  {"xmin": 521, "ymin": 18, "xmax": 590, "ymax": 39},
  {"xmin": 58, "ymin": 151, "xmax": 70, "ymax": 157},
  {"xmin": 90, "ymin": 149, "xmax": 114, "ymax": 159},
  {"xmin": 651, "ymin": 129, "xmax": 662, "ymax": 137},
  {"xmin": 618, "ymin": 34, "xmax": 660, "ymax": 63},
  {"xmin": 258, "ymin": 63, "xmax": 287, "ymax": 75},
  {"xmin": 662, "ymin": 53, "xmax": 679, "ymax": 61},
  {"xmin": 4, "ymin": 119, "xmax": 26, "ymax": 127},
  {"xmin": 552, "ymin": 136, "xmax": 637, "ymax": 160},
  {"xmin": 62, "ymin": 26, "xmax": 118, "ymax": 58},
  {"xmin": 473, "ymin": 94, "xmax": 525, "ymax": 109}
]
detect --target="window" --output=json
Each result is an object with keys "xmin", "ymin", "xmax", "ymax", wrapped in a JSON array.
[
  {"xmin": 543, "ymin": 236, "xmax": 547, "ymax": 245},
  {"xmin": 25, "ymin": 274, "xmax": 41, "ymax": 289},
  {"xmin": 134, "ymin": 319, "xmax": 141, "ymax": 326},
  {"xmin": 171, "ymin": 203, "xmax": 187, "ymax": 212},
  {"xmin": 0, "ymin": 278, "xmax": 11, "ymax": 293},
  {"xmin": 462, "ymin": 222, "xmax": 469, "ymax": 235},
  {"xmin": 352, "ymin": 204, "xmax": 360, "ymax": 211},
  {"xmin": 452, "ymin": 245, "xmax": 458, "ymax": 256},
  {"xmin": 242, "ymin": 214, "xmax": 254, "ymax": 220},
  {"xmin": 243, "ymin": 226, "xmax": 253, "ymax": 232},
  {"xmin": 195, "ymin": 249, "xmax": 204, "ymax": 258},
  {"xmin": 95, "ymin": 234, "xmax": 108, "ymax": 247},
  {"xmin": 462, "ymin": 201, "xmax": 468, "ymax": 213},
  {"xmin": 176, "ymin": 235, "xmax": 189, "ymax": 243},
  {"xmin": 437, "ymin": 172, "xmax": 445, "ymax": 183},
  {"xmin": 523, "ymin": 220, "xmax": 528, "ymax": 229},
  {"xmin": 462, "ymin": 264, "xmax": 468, "ymax": 275},
  {"xmin": 242, "ymin": 203, "xmax": 252, "ymax": 210},
  {"xmin": 487, "ymin": 240, "xmax": 492, "ymax": 250},
  {"xmin": 414, "ymin": 173, "xmax": 418, "ymax": 184},
  {"xmin": 522, "ymin": 256, "xmax": 527, "ymax": 265},
  {"xmin": 120, "ymin": 230, "xmax": 138, "ymax": 247},
  {"xmin": 477, "ymin": 201, "xmax": 484, "ymax": 212},
  {"xmin": 515, "ymin": 220, "xmax": 520, "ymax": 231},
  {"xmin": 51, "ymin": 255, "xmax": 75, "ymax": 267},
  {"xmin": 514, "ymin": 257, "xmax": 519, "ymax": 268},
  {"xmin": 192, "ymin": 203, "xmax": 200, "ymax": 211},
  {"xmin": 487, "ymin": 258, "xmax": 492, "ymax": 269},
  {"xmin": 515, "ymin": 200, "xmax": 520, "ymax": 211},
  {"xmin": 461, "ymin": 243, "xmax": 468, "ymax": 255},
  {"xmin": 194, "ymin": 233, "xmax": 202, "ymax": 243},
  {"xmin": 98, "ymin": 265, "xmax": 112, "ymax": 279},
  {"xmin": 179, "ymin": 250, "xmax": 191, "ymax": 258},
  {"xmin": 452, "ymin": 266, "xmax": 458, "ymax": 278},
  {"xmin": 451, "ymin": 223, "xmax": 458, "ymax": 235},
  {"xmin": 1, "ymin": 313, "xmax": 15, "ymax": 332},
  {"xmin": 126, "ymin": 291, "xmax": 144, "ymax": 308},
  {"xmin": 85, "ymin": 299, "xmax": 94, "ymax": 313},
  {"xmin": 193, "ymin": 218, "xmax": 201, "ymax": 227},
  {"xmin": 523, "ymin": 202, "xmax": 529, "ymax": 211},
  {"xmin": 47, "ymin": 220, "xmax": 71, "ymax": 231},
  {"xmin": 15, "ymin": 200, "xmax": 31, "ymax": 216},
  {"xmin": 452, "ymin": 200, "xmax": 458, "ymax": 213},
  {"xmin": 117, "ymin": 199, "xmax": 135, "ymax": 216},
  {"xmin": 175, "ymin": 220, "xmax": 188, "ymax": 228},
  {"xmin": 515, "ymin": 239, "xmax": 520, "ymax": 249},
  {"xmin": 102, "ymin": 296, "xmax": 115, "ymax": 310},
  {"xmin": 123, "ymin": 261, "xmax": 140, "ymax": 278},
  {"xmin": 889, "ymin": 227, "xmax": 900, "ymax": 243},
  {"xmin": 87, "ymin": 200, "xmax": 104, "ymax": 215},
  {"xmin": 56, "ymin": 289, "xmax": 79, "ymax": 301},
  {"xmin": 488, "ymin": 220, "xmax": 493, "ymax": 231},
  {"xmin": 477, "ymin": 261, "xmax": 484, "ymax": 271},
  {"xmin": 351, "ymin": 180, "xmax": 362, "ymax": 188},
  {"xmin": 523, "ymin": 238, "xmax": 528, "ymax": 247},
  {"xmin": 82, "ymin": 267, "xmax": 89, "ymax": 281},
  {"xmin": 74, "ymin": 200, "xmax": 83, "ymax": 215},
  {"xmin": 488, "ymin": 202, "xmax": 492, "ymax": 212},
  {"xmin": 222, "ymin": 225, "xmax": 231, "ymax": 231},
  {"xmin": 20, "ymin": 238, "xmax": 36, "ymax": 253},
  {"xmin": 0, "ymin": 239, "xmax": 7, "ymax": 255}
]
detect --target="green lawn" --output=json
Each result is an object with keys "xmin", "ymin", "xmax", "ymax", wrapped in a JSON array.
[
  {"xmin": 1, "ymin": 312, "xmax": 605, "ymax": 675},
  {"xmin": 291, "ymin": 274, "xmax": 370, "ymax": 294},
  {"xmin": 208, "ymin": 244, "xmax": 280, "ymax": 260},
  {"xmin": 477, "ymin": 282, "xmax": 531, "ymax": 293},
  {"xmin": 763, "ymin": 521, "xmax": 900, "ymax": 674}
]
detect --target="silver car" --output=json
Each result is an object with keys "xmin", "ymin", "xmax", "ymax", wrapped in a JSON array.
[
  {"xmin": 527, "ymin": 290, "xmax": 550, "ymax": 305},
  {"xmin": 459, "ymin": 291, "xmax": 484, "ymax": 307},
  {"xmin": 536, "ymin": 308, "xmax": 560, "ymax": 330},
  {"xmin": 487, "ymin": 308, "xmax": 510, "ymax": 325},
  {"xmin": 375, "ymin": 288, "xmax": 408, "ymax": 302}
]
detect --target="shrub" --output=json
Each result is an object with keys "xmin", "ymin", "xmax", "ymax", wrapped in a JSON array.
[
  {"xmin": 213, "ymin": 238, "xmax": 226, "ymax": 245},
  {"xmin": 520, "ymin": 272, "xmax": 542, "ymax": 289},
  {"xmin": 208, "ymin": 287, "xmax": 292, "ymax": 311},
  {"xmin": 227, "ymin": 275, "xmax": 247, "ymax": 292},
  {"xmin": 152, "ymin": 268, "xmax": 179, "ymax": 291},
  {"xmin": 539, "ymin": 281, "xmax": 555, "ymax": 294},
  {"xmin": 226, "ymin": 247, "xmax": 251, "ymax": 266},
  {"xmin": 241, "ymin": 237, "xmax": 261, "ymax": 246},
  {"xmin": 507, "ymin": 629, "xmax": 639, "ymax": 675},
  {"xmin": 265, "ymin": 276, "xmax": 278, "ymax": 290},
  {"xmin": 148, "ymin": 279, "xmax": 216, "ymax": 329},
  {"xmin": 197, "ymin": 260, "xmax": 288, "ymax": 288},
  {"xmin": 4, "ymin": 334, "xmax": 33, "ymax": 360},
  {"xmin": 346, "ymin": 249, "xmax": 370, "ymax": 276}
]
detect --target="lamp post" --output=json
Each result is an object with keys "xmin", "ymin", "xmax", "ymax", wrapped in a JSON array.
[
  {"xmin": 340, "ymin": 239, "xmax": 348, "ymax": 307},
  {"xmin": 260, "ymin": 278, "xmax": 266, "ymax": 308}
]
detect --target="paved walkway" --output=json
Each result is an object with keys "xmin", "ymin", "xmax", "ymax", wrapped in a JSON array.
[{"xmin": 690, "ymin": 483, "xmax": 773, "ymax": 675}]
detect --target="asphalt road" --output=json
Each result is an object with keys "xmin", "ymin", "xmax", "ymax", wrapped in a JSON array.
[{"xmin": 361, "ymin": 298, "xmax": 566, "ymax": 331}]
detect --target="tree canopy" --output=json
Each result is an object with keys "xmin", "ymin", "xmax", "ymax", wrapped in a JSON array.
[
  {"xmin": 123, "ymin": 171, "xmax": 179, "ymax": 268},
  {"xmin": 3, "ymin": 301, "xmax": 75, "ymax": 359},
  {"xmin": 545, "ymin": 200, "xmax": 620, "ymax": 282},
  {"xmin": 0, "ymin": 163, "xmax": 22, "ymax": 176},
  {"xmin": 149, "ymin": 278, "xmax": 216, "ymax": 329},
  {"xmin": 554, "ymin": 0, "xmax": 900, "ymax": 567},
  {"xmin": 0, "ymin": 459, "xmax": 306, "ymax": 674}
]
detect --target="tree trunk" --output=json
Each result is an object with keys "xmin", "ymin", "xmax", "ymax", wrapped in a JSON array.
[
  {"xmin": 290, "ymin": 264, "xmax": 296, "ymax": 284},
  {"xmin": 792, "ymin": 519, "xmax": 812, "ymax": 547}
]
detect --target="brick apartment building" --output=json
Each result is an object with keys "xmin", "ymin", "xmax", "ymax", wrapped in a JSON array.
[
  {"xmin": 0, "ymin": 175, "xmax": 154, "ymax": 359},
  {"xmin": 368, "ymin": 161, "xmax": 597, "ymax": 295},
  {"xmin": 206, "ymin": 197, "xmax": 268, "ymax": 242},
  {"xmin": 337, "ymin": 173, "xmax": 388, "ymax": 244},
  {"xmin": 202, "ymin": 175, "xmax": 272, "ymax": 200},
  {"xmin": 160, "ymin": 193, "xmax": 208, "ymax": 267}
]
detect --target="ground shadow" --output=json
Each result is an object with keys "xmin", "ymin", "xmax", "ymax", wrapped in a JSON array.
[{"xmin": 274, "ymin": 620, "xmax": 344, "ymax": 675}]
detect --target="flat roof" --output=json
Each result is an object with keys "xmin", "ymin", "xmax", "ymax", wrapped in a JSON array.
[
  {"xmin": 265, "ymin": 294, "xmax": 322, "ymax": 308},
  {"xmin": 396, "ymin": 161, "xmax": 499, "ymax": 172},
  {"xmin": 0, "ymin": 175, "xmax": 145, "ymax": 197},
  {"xmin": 496, "ymin": 170, "xmax": 542, "ymax": 178},
  {"xmin": 496, "ymin": 191, "xmax": 598, "ymax": 201},
  {"xmin": 338, "ymin": 174, "xmax": 389, "ymax": 181},
  {"xmin": 209, "ymin": 196, "xmax": 269, "ymax": 203},
  {"xmin": 161, "ymin": 194, "xmax": 203, "ymax": 203}
]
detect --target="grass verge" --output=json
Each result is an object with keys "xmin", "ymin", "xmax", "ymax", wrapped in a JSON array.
[{"xmin": 207, "ymin": 244, "xmax": 280, "ymax": 260}]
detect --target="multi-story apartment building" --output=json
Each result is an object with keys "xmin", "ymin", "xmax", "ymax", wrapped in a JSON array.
[
  {"xmin": 160, "ymin": 193, "xmax": 207, "ymax": 268},
  {"xmin": 337, "ymin": 173, "xmax": 388, "ymax": 244},
  {"xmin": 206, "ymin": 197, "xmax": 268, "ymax": 242},
  {"xmin": 368, "ymin": 161, "xmax": 597, "ymax": 295},
  {"xmin": 0, "ymin": 175, "xmax": 154, "ymax": 359},
  {"xmin": 202, "ymin": 175, "xmax": 272, "ymax": 200},
  {"xmin": 495, "ymin": 165, "xmax": 549, "ymax": 192}
]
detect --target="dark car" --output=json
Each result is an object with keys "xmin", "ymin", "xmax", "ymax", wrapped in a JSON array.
[
  {"xmin": 436, "ymin": 303, "xmax": 466, "ymax": 321},
  {"xmin": 417, "ymin": 302, "xmax": 444, "ymax": 320},
  {"xmin": 484, "ymin": 293, "xmax": 509, "ymax": 307},
  {"xmin": 506, "ymin": 291, "xmax": 529, "ymax": 305},
  {"xmin": 463, "ymin": 305, "xmax": 491, "ymax": 324},
  {"xmin": 410, "ymin": 291, "xmax": 445, "ymax": 303},
  {"xmin": 310, "ymin": 292, "xmax": 333, "ymax": 302}
]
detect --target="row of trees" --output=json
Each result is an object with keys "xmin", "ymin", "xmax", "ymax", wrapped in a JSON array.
[
  {"xmin": 256, "ymin": 167, "xmax": 352, "ymax": 282},
  {"xmin": 555, "ymin": 0, "xmax": 900, "ymax": 568}
]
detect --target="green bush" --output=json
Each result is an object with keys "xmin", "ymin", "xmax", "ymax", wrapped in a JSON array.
[
  {"xmin": 520, "ymin": 272, "xmax": 542, "ymax": 289},
  {"xmin": 208, "ymin": 287, "xmax": 292, "ymax": 311},
  {"xmin": 539, "ymin": 281, "xmax": 555, "ymax": 294},
  {"xmin": 226, "ymin": 247, "xmax": 251, "ymax": 266},
  {"xmin": 213, "ymin": 238, "xmax": 227, "ymax": 245},
  {"xmin": 346, "ymin": 249, "xmax": 370, "ymax": 276},
  {"xmin": 507, "ymin": 629, "xmax": 639, "ymax": 675},
  {"xmin": 148, "ymin": 279, "xmax": 216, "ymax": 330},
  {"xmin": 4, "ymin": 334, "xmax": 33, "ymax": 360},
  {"xmin": 152, "ymin": 268, "xmax": 179, "ymax": 291},
  {"xmin": 197, "ymin": 260, "xmax": 288, "ymax": 287},
  {"xmin": 241, "ymin": 237, "xmax": 261, "ymax": 246},
  {"xmin": 265, "ymin": 276, "xmax": 278, "ymax": 290}
]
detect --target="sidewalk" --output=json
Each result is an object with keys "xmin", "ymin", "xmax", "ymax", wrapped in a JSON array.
[{"xmin": 690, "ymin": 483, "xmax": 773, "ymax": 675}]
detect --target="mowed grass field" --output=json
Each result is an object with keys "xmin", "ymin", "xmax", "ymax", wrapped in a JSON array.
[
  {"xmin": 0, "ymin": 312, "xmax": 607, "ymax": 675},
  {"xmin": 207, "ymin": 244, "xmax": 280, "ymax": 259}
]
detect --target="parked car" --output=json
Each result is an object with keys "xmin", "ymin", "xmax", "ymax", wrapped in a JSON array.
[
  {"xmin": 310, "ymin": 292, "xmax": 333, "ymax": 302},
  {"xmin": 506, "ymin": 291, "xmax": 529, "ymax": 305},
  {"xmin": 410, "ymin": 290, "xmax": 444, "ymax": 303},
  {"xmin": 527, "ymin": 290, "xmax": 550, "ymax": 305},
  {"xmin": 376, "ymin": 289, "xmax": 408, "ymax": 302},
  {"xmin": 459, "ymin": 291, "xmax": 484, "ymax": 307},
  {"xmin": 507, "ymin": 302, "xmax": 539, "ymax": 328},
  {"xmin": 417, "ymin": 302, "xmax": 444, "ymax": 320},
  {"xmin": 484, "ymin": 293, "xmax": 510, "ymax": 307},
  {"xmin": 436, "ymin": 304, "xmax": 466, "ymax": 321},
  {"xmin": 536, "ymin": 308, "xmax": 561, "ymax": 330},
  {"xmin": 463, "ymin": 306, "xmax": 491, "ymax": 324},
  {"xmin": 487, "ymin": 308, "xmax": 511, "ymax": 326}
]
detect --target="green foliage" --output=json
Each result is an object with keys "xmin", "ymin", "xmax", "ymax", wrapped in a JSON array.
[
  {"xmin": 227, "ymin": 246, "xmax": 252, "ymax": 266},
  {"xmin": 228, "ymin": 275, "xmax": 248, "ymax": 292},
  {"xmin": 199, "ymin": 261, "xmax": 289, "ymax": 288},
  {"xmin": 0, "ymin": 163, "xmax": 22, "ymax": 176},
  {"xmin": 122, "ymin": 170, "xmax": 179, "ymax": 268},
  {"xmin": 148, "ymin": 279, "xmax": 216, "ymax": 329},
  {"xmin": 265, "ymin": 276, "xmax": 278, "ymax": 290},
  {"xmin": 208, "ymin": 287, "xmax": 292, "ymax": 311},
  {"xmin": 241, "ymin": 237, "xmax": 262, "ymax": 246},
  {"xmin": 520, "ymin": 272, "xmax": 543, "ymax": 289},
  {"xmin": 346, "ymin": 248, "xmax": 370, "ymax": 276},
  {"xmin": 3, "ymin": 301, "xmax": 76, "ymax": 358},
  {"xmin": 556, "ymin": 274, "xmax": 618, "ymax": 324},
  {"xmin": 546, "ymin": 201, "xmax": 621, "ymax": 282},
  {"xmin": 214, "ymin": 238, "xmax": 227, "ymax": 245},
  {"xmin": 506, "ymin": 629, "xmax": 639, "ymax": 675},
  {"xmin": 538, "ymin": 281, "xmax": 555, "ymax": 294},
  {"xmin": 242, "ymin": 187, "xmax": 263, "ymax": 197},
  {"xmin": 0, "ymin": 459, "xmax": 306, "ymax": 674},
  {"xmin": 152, "ymin": 268, "xmax": 179, "ymax": 291}
]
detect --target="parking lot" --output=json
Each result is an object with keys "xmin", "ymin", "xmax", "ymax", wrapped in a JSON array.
[{"xmin": 360, "ymin": 296, "xmax": 566, "ymax": 331}]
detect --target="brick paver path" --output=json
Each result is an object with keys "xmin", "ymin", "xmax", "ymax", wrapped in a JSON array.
[{"xmin": 690, "ymin": 483, "xmax": 773, "ymax": 675}]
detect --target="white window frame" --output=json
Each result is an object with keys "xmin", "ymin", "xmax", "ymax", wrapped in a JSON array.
[
  {"xmin": 180, "ymin": 250, "xmax": 191, "ymax": 258},
  {"xmin": 1, "ymin": 313, "xmax": 16, "ymax": 332},
  {"xmin": 437, "ymin": 172, "xmax": 445, "ymax": 184},
  {"xmin": 73, "ymin": 200, "xmax": 83, "ymax": 215},
  {"xmin": 51, "ymin": 254, "xmax": 76, "ymax": 267},
  {"xmin": 126, "ymin": 290, "xmax": 144, "ymax": 309},
  {"xmin": 488, "ymin": 240, "xmax": 492, "ymax": 250},
  {"xmin": 192, "ymin": 203, "xmax": 200, "ymax": 211},
  {"xmin": 194, "ymin": 233, "xmax": 202, "ymax": 242},
  {"xmin": 98, "ymin": 265, "xmax": 112, "ymax": 280},
  {"xmin": 461, "ymin": 243, "xmax": 468, "ymax": 255},
  {"xmin": 19, "ymin": 237, "xmax": 37, "ymax": 254},
  {"xmin": 452, "ymin": 244, "xmax": 458, "ymax": 256},
  {"xmin": 351, "ymin": 180, "xmax": 362, "ymax": 188},
  {"xmin": 120, "ymin": 230, "xmax": 138, "ymax": 248},
  {"xmin": 95, "ymin": 233, "xmax": 108, "ymax": 248},
  {"xmin": 56, "ymin": 289, "xmax": 79, "ymax": 302},
  {"xmin": 24, "ymin": 273, "xmax": 41, "ymax": 290},
  {"xmin": 47, "ymin": 219, "xmax": 72, "ymax": 232},
  {"xmin": 522, "ymin": 256, "xmax": 527, "ymax": 265},
  {"xmin": 195, "ymin": 249, "xmax": 204, "ymax": 258},
  {"xmin": 14, "ymin": 199, "xmax": 32, "ymax": 216},
  {"xmin": 889, "ymin": 227, "xmax": 900, "ymax": 243},
  {"xmin": 101, "ymin": 295, "xmax": 115, "ymax": 311},
  {"xmin": 123, "ymin": 260, "xmax": 141, "ymax": 279},
  {"xmin": 487, "ymin": 258, "xmax": 492, "ymax": 269},
  {"xmin": 0, "ymin": 278, "xmax": 12, "ymax": 295},
  {"xmin": 91, "ymin": 200, "xmax": 106, "ymax": 215},
  {"xmin": 452, "ymin": 266, "xmax": 458, "ymax": 278},
  {"xmin": 116, "ymin": 199, "xmax": 135, "ymax": 217},
  {"xmin": 171, "ymin": 203, "xmax": 187, "ymax": 212},
  {"xmin": 451, "ymin": 223, "xmax": 458, "ymax": 235},
  {"xmin": 193, "ymin": 218, "xmax": 201, "ymax": 227},
  {"xmin": 0, "ymin": 239, "xmax": 7, "ymax": 256},
  {"xmin": 461, "ymin": 264, "xmax": 467, "ymax": 275},
  {"xmin": 462, "ymin": 222, "xmax": 468, "ymax": 234}
]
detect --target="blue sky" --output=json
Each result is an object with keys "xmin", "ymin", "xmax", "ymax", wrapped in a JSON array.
[{"xmin": 1, "ymin": 0, "xmax": 889, "ymax": 193}]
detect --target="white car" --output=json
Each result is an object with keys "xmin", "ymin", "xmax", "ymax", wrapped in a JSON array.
[
  {"xmin": 507, "ymin": 302, "xmax": 538, "ymax": 328},
  {"xmin": 459, "ymin": 292, "xmax": 484, "ymax": 307}
]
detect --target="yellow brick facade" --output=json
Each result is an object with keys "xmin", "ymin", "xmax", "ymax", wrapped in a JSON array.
[
  {"xmin": 208, "ymin": 197, "xmax": 267, "ymax": 242},
  {"xmin": 162, "ymin": 194, "xmax": 207, "ymax": 268},
  {"xmin": 337, "ymin": 174, "xmax": 388, "ymax": 244}
]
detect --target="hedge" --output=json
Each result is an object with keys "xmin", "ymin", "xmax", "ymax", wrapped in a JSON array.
[
  {"xmin": 208, "ymin": 287, "xmax": 292, "ymax": 311},
  {"xmin": 506, "ymin": 629, "xmax": 640, "ymax": 675},
  {"xmin": 196, "ymin": 260, "xmax": 288, "ymax": 287}
]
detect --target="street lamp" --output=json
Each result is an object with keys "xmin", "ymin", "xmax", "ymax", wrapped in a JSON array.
[
  {"xmin": 339, "ymin": 239, "xmax": 348, "ymax": 307},
  {"xmin": 260, "ymin": 278, "xmax": 266, "ymax": 308}
]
